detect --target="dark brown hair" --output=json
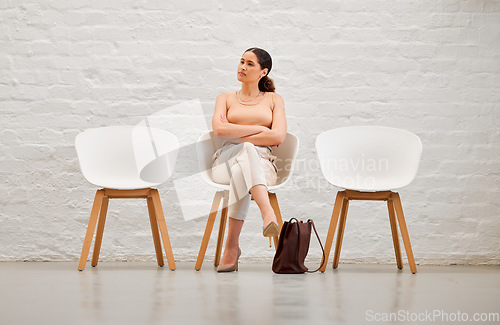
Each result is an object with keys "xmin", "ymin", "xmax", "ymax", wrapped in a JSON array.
[{"xmin": 245, "ymin": 47, "xmax": 275, "ymax": 92}]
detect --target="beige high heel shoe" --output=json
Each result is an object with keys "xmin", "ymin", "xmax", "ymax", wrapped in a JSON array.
[
  {"xmin": 263, "ymin": 221, "xmax": 279, "ymax": 238},
  {"xmin": 217, "ymin": 248, "xmax": 241, "ymax": 273}
]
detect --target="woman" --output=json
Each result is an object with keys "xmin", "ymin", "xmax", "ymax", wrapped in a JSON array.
[{"xmin": 211, "ymin": 47, "xmax": 287, "ymax": 272}]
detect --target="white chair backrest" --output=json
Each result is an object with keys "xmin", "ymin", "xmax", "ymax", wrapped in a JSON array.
[
  {"xmin": 197, "ymin": 132, "xmax": 299, "ymax": 188},
  {"xmin": 316, "ymin": 126, "xmax": 422, "ymax": 191},
  {"xmin": 271, "ymin": 133, "xmax": 299, "ymax": 185},
  {"xmin": 197, "ymin": 132, "xmax": 219, "ymax": 186},
  {"xmin": 75, "ymin": 126, "xmax": 179, "ymax": 189}
]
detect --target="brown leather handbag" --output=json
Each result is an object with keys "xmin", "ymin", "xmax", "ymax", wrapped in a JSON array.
[{"xmin": 272, "ymin": 218, "xmax": 326, "ymax": 274}]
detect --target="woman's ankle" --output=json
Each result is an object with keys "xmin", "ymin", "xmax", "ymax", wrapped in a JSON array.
[
  {"xmin": 262, "ymin": 210, "xmax": 277, "ymax": 226},
  {"xmin": 221, "ymin": 244, "xmax": 239, "ymax": 264}
]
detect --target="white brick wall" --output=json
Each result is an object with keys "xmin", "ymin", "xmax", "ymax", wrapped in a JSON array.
[{"xmin": 1, "ymin": 0, "xmax": 499, "ymax": 265}]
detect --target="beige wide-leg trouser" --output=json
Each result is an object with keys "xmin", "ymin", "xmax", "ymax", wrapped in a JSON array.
[{"xmin": 211, "ymin": 141, "xmax": 277, "ymax": 221}]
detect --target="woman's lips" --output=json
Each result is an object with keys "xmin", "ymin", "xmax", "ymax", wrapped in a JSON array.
[{"xmin": 238, "ymin": 72, "xmax": 245, "ymax": 76}]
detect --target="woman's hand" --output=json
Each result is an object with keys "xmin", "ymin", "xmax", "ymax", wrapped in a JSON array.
[{"xmin": 220, "ymin": 114, "xmax": 228, "ymax": 123}]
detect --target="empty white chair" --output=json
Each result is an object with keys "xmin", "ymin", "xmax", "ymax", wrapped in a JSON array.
[
  {"xmin": 316, "ymin": 126, "xmax": 422, "ymax": 273},
  {"xmin": 195, "ymin": 131, "xmax": 299, "ymax": 270},
  {"xmin": 75, "ymin": 125, "xmax": 179, "ymax": 271}
]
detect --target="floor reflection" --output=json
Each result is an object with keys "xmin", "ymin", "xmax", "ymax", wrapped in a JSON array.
[{"xmin": 0, "ymin": 262, "xmax": 497, "ymax": 325}]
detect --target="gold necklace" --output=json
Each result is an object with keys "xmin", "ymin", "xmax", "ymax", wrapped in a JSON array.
[{"xmin": 236, "ymin": 90, "xmax": 263, "ymax": 103}]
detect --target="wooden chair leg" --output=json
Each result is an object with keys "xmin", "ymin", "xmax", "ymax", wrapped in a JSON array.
[
  {"xmin": 147, "ymin": 196, "xmax": 164, "ymax": 267},
  {"xmin": 195, "ymin": 191, "xmax": 223, "ymax": 270},
  {"xmin": 78, "ymin": 190, "xmax": 105, "ymax": 271},
  {"xmin": 150, "ymin": 189, "xmax": 176, "ymax": 271},
  {"xmin": 214, "ymin": 191, "xmax": 229, "ymax": 267},
  {"xmin": 320, "ymin": 191, "xmax": 345, "ymax": 272},
  {"xmin": 333, "ymin": 197, "xmax": 350, "ymax": 269},
  {"xmin": 391, "ymin": 192, "xmax": 417, "ymax": 274},
  {"xmin": 269, "ymin": 192, "xmax": 283, "ymax": 251},
  {"xmin": 269, "ymin": 192, "xmax": 284, "ymax": 227},
  {"xmin": 387, "ymin": 198, "xmax": 403, "ymax": 270},
  {"xmin": 91, "ymin": 195, "xmax": 109, "ymax": 267}
]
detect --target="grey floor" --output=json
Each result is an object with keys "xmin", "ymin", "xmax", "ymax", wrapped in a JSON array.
[{"xmin": 0, "ymin": 262, "xmax": 499, "ymax": 325}]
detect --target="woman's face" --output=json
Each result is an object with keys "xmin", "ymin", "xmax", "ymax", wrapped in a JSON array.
[{"xmin": 237, "ymin": 51, "xmax": 268, "ymax": 83}]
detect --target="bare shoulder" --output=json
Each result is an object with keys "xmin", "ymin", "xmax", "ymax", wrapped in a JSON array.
[
  {"xmin": 270, "ymin": 92, "xmax": 284, "ymax": 108},
  {"xmin": 217, "ymin": 92, "xmax": 229, "ymax": 100},
  {"xmin": 218, "ymin": 91, "xmax": 238, "ymax": 103}
]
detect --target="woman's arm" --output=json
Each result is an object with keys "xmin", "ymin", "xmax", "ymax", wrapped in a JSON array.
[
  {"xmin": 212, "ymin": 93, "xmax": 269, "ymax": 138},
  {"xmin": 240, "ymin": 93, "xmax": 287, "ymax": 146}
]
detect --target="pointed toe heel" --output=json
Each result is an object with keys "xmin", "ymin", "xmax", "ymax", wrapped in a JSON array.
[{"xmin": 217, "ymin": 248, "xmax": 241, "ymax": 273}]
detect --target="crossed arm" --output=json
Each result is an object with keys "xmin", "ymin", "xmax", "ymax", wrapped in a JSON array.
[{"xmin": 211, "ymin": 92, "xmax": 287, "ymax": 146}]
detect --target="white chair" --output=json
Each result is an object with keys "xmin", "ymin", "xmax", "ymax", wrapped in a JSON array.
[
  {"xmin": 195, "ymin": 131, "xmax": 299, "ymax": 270},
  {"xmin": 316, "ymin": 126, "xmax": 422, "ymax": 273},
  {"xmin": 75, "ymin": 125, "xmax": 179, "ymax": 271}
]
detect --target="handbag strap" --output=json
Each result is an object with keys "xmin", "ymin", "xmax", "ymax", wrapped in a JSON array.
[{"xmin": 305, "ymin": 219, "xmax": 326, "ymax": 273}]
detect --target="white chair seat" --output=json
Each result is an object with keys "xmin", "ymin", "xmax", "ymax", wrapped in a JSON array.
[{"xmin": 85, "ymin": 176, "xmax": 159, "ymax": 190}]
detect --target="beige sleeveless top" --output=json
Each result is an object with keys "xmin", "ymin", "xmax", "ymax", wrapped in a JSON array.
[{"xmin": 226, "ymin": 91, "xmax": 273, "ymax": 128}]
